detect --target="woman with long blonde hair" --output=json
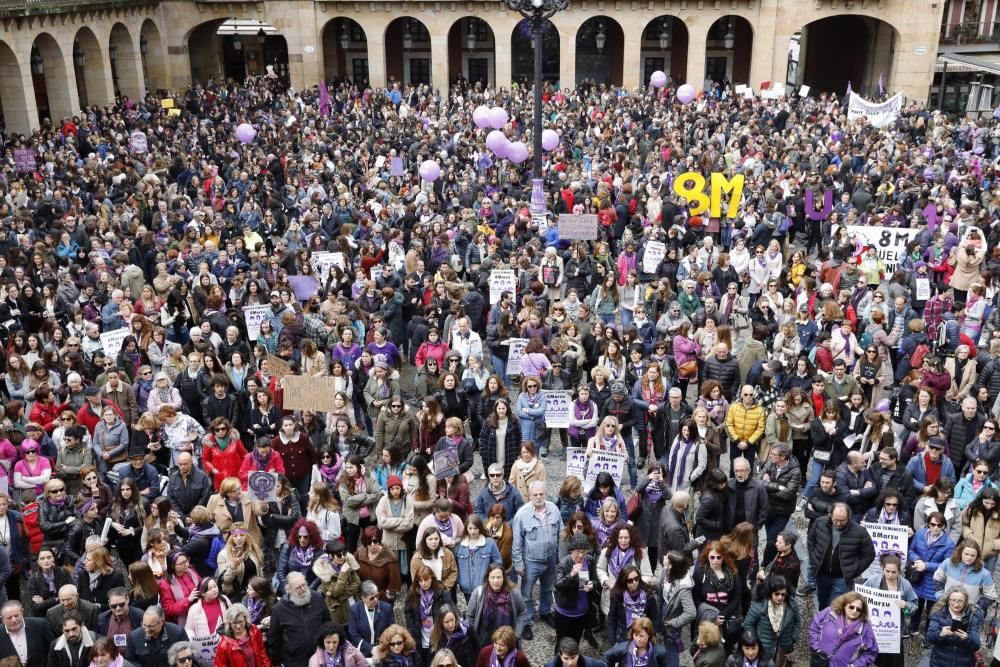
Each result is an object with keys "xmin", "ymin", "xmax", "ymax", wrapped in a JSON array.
[{"xmin": 215, "ymin": 521, "xmax": 264, "ymax": 603}]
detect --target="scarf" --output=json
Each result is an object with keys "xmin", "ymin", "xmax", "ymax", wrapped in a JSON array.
[
  {"xmin": 47, "ymin": 495, "xmax": 66, "ymax": 507},
  {"xmin": 609, "ymin": 547, "xmax": 635, "ymax": 580},
  {"xmin": 767, "ymin": 601, "xmax": 787, "ymax": 634},
  {"xmin": 515, "ymin": 456, "xmax": 538, "ymax": 476},
  {"xmin": 43, "ymin": 568, "xmax": 56, "ymax": 592},
  {"xmin": 89, "ymin": 571, "xmax": 100, "ymax": 592},
  {"xmin": 434, "ymin": 514, "xmax": 454, "ymax": 536},
  {"xmin": 319, "ymin": 464, "xmax": 339, "ymax": 485},
  {"xmin": 878, "ymin": 508, "xmax": 900, "ymax": 525},
  {"xmin": 646, "ymin": 482, "xmax": 663, "ymax": 505},
  {"xmin": 626, "ymin": 641, "xmax": 652, "ymax": 667},
  {"xmin": 601, "ymin": 434, "xmax": 619, "ymax": 451},
  {"xmin": 246, "ymin": 595, "xmax": 265, "ymax": 624},
  {"xmin": 595, "ymin": 518, "xmax": 618, "ymax": 546},
  {"xmin": 323, "ymin": 649, "xmax": 344, "ymax": 667},
  {"xmin": 419, "ymin": 589, "xmax": 434, "ymax": 628},
  {"xmin": 139, "ymin": 377, "xmax": 153, "ymax": 394},
  {"xmin": 156, "ymin": 387, "xmax": 171, "ymax": 402},
  {"xmin": 668, "ymin": 438, "xmax": 697, "ymax": 489},
  {"xmin": 483, "ymin": 586, "xmax": 513, "ymax": 627},
  {"xmin": 215, "ymin": 434, "xmax": 231, "ymax": 452},
  {"xmin": 354, "ymin": 474, "xmax": 370, "ymax": 519},
  {"xmin": 291, "ymin": 545, "xmax": 315, "ymax": 571},
  {"xmin": 489, "ymin": 647, "xmax": 517, "ymax": 667},
  {"xmin": 704, "ymin": 565, "xmax": 736, "ymax": 593},
  {"xmin": 445, "ymin": 622, "xmax": 468, "ymax": 648},
  {"xmin": 253, "ymin": 448, "xmax": 273, "ymax": 471},
  {"xmin": 623, "ymin": 588, "xmax": 647, "ymax": 626}
]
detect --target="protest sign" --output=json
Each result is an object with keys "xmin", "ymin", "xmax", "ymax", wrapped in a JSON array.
[
  {"xmin": 266, "ymin": 354, "xmax": 292, "ymax": 377},
  {"xmin": 848, "ymin": 93, "xmax": 903, "ymax": 128},
  {"xmin": 246, "ymin": 472, "xmax": 279, "ymax": 502},
  {"xmin": 100, "ymin": 328, "xmax": 129, "ymax": 360},
  {"xmin": 129, "ymin": 131, "xmax": 148, "ymax": 154},
  {"xmin": 642, "ymin": 241, "xmax": 666, "ymax": 274},
  {"xmin": 557, "ymin": 214, "xmax": 599, "ymax": 240},
  {"xmin": 531, "ymin": 178, "xmax": 546, "ymax": 215},
  {"xmin": 433, "ymin": 448, "xmax": 460, "ymax": 480},
  {"xmin": 506, "ymin": 338, "xmax": 528, "ymax": 376},
  {"xmin": 861, "ymin": 522, "xmax": 909, "ymax": 579},
  {"xmin": 160, "ymin": 98, "xmax": 175, "ymax": 109},
  {"xmin": 283, "ymin": 375, "xmax": 340, "ymax": 412},
  {"xmin": 310, "ymin": 251, "xmax": 345, "ymax": 277},
  {"xmin": 846, "ymin": 226, "xmax": 921, "ymax": 274},
  {"xmin": 489, "ymin": 269, "xmax": 517, "ymax": 304},
  {"xmin": 13, "ymin": 148, "xmax": 35, "ymax": 173},
  {"xmin": 799, "ymin": 85, "xmax": 811, "ymax": 97},
  {"xmin": 915, "ymin": 278, "xmax": 931, "ymax": 301},
  {"xmin": 566, "ymin": 447, "xmax": 587, "ymax": 481},
  {"xmin": 288, "ymin": 275, "xmax": 319, "ymax": 302},
  {"xmin": 168, "ymin": 108, "xmax": 181, "ymax": 117},
  {"xmin": 585, "ymin": 451, "xmax": 626, "ymax": 490},
  {"xmin": 532, "ymin": 211, "xmax": 548, "ymax": 234},
  {"xmin": 242, "ymin": 304, "xmax": 270, "ymax": 341},
  {"xmin": 190, "ymin": 634, "xmax": 221, "ymax": 667},
  {"xmin": 856, "ymin": 584, "xmax": 902, "ymax": 654},
  {"xmin": 543, "ymin": 390, "xmax": 572, "ymax": 428},
  {"xmin": 390, "ymin": 157, "xmax": 404, "ymax": 177}
]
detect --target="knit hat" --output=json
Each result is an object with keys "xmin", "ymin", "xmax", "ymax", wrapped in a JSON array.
[
  {"xmin": 386, "ymin": 475, "xmax": 403, "ymax": 489},
  {"xmin": 611, "ymin": 380, "xmax": 627, "ymax": 395},
  {"xmin": 568, "ymin": 534, "xmax": 592, "ymax": 552}
]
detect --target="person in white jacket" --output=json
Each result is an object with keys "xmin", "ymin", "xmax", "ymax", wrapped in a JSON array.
[{"xmin": 184, "ymin": 578, "xmax": 231, "ymax": 647}]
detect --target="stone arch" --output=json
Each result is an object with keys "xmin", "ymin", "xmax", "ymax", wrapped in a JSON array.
[
  {"xmin": 703, "ymin": 15, "xmax": 754, "ymax": 87},
  {"xmin": 0, "ymin": 39, "xmax": 30, "ymax": 135},
  {"xmin": 31, "ymin": 32, "xmax": 74, "ymax": 123},
  {"xmin": 110, "ymin": 22, "xmax": 143, "ymax": 101},
  {"xmin": 793, "ymin": 15, "xmax": 900, "ymax": 96},
  {"xmin": 574, "ymin": 16, "xmax": 624, "ymax": 86},
  {"xmin": 140, "ymin": 19, "xmax": 168, "ymax": 93},
  {"xmin": 320, "ymin": 17, "xmax": 368, "ymax": 86},
  {"xmin": 447, "ymin": 16, "xmax": 496, "ymax": 88},
  {"xmin": 72, "ymin": 27, "xmax": 110, "ymax": 109},
  {"xmin": 640, "ymin": 16, "xmax": 689, "ymax": 84},
  {"xmin": 187, "ymin": 18, "xmax": 290, "ymax": 85},
  {"xmin": 384, "ymin": 17, "xmax": 432, "ymax": 86},
  {"xmin": 511, "ymin": 17, "xmax": 560, "ymax": 87}
]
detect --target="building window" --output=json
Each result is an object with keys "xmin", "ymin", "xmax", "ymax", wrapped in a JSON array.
[
  {"xmin": 469, "ymin": 18, "xmax": 489, "ymax": 43},
  {"xmin": 644, "ymin": 57, "xmax": 666, "ymax": 81},
  {"xmin": 349, "ymin": 23, "xmax": 366, "ymax": 43},
  {"xmin": 406, "ymin": 19, "xmax": 430, "ymax": 43},
  {"xmin": 409, "ymin": 57, "xmax": 430, "ymax": 84},
  {"xmin": 353, "ymin": 58, "xmax": 369, "ymax": 87}
]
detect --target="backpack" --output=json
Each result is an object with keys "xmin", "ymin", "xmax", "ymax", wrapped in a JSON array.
[
  {"xmin": 858, "ymin": 329, "xmax": 874, "ymax": 350},
  {"xmin": 910, "ymin": 343, "xmax": 931, "ymax": 369}
]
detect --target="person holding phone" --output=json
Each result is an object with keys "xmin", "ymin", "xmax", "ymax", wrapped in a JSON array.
[{"xmin": 926, "ymin": 586, "xmax": 983, "ymax": 667}]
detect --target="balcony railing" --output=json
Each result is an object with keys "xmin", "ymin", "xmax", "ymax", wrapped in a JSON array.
[
  {"xmin": 940, "ymin": 21, "xmax": 1000, "ymax": 45},
  {"xmin": 0, "ymin": 0, "xmax": 144, "ymax": 17}
]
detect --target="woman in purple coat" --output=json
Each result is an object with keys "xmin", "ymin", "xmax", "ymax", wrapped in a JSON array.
[{"xmin": 808, "ymin": 592, "xmax": 879, "ymax": 667}]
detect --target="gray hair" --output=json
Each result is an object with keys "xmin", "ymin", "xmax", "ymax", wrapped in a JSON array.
[
  {"xmin": 360, "ymin": 581, "xmax": 379, "ymax": 598},
  {"xmin": 528, "ymin": 480, "xmax": 546, "ymax": 495},
  {"xmin": 144, "ymin": 605, "xmax": 165, "ymax": 622},
  {"xmin": 167, "ymin": 642, "xmax": 194, "ymax": 666},
  {"xmin": 224, "ymin": 603, "xmax": 251, "ymax": 627}
]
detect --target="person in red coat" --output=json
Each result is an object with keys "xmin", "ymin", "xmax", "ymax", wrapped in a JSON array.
[
  {"xmin": 238, "ymin": 437, "xmax": 286, "ymax": 488},
  {"xmin": 203, "ymin": 418, "xmax": 248, "ymax": 491},
  {"xmin": 28, "ymin": 386, "xmax": 64, "ymax": 433},
  {"xmin": 475, "ymin": 626, "xmax": 530, "ymax": 667},
  {"xmin": 214, "ymin": 603, "xmax": 271, "ymax": 667},
  {"xmin": 272, "ymin": 417, "xmax": 317, "ymax": 505},
  {"xmin": 76, "ymin": 386, "xmax": 124, "ymax": 436}
]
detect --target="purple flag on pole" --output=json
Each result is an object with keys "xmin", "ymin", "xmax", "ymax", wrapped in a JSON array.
[
  {"xmin": 878, "ymin": 73, "xmax": 884, "ymax": 98},
  {"xmin": 319, "ymin": 79, "xmax": 330, "ymax": 116}
]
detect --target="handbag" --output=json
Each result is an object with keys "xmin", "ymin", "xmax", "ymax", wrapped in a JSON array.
[
  {"xmin": 626, "ymin": 493, "xmax": 642, "ymax": 521},
  {"xmin": 904, "ymin": 560, "xmax": 925, "ymax": 585},
  {"xmin": 678, "ymin": 360, "xmax": 699, "ymax": 379},
  {"xmin": 722, "ymin": 614, "xmax": 744, "ymax": 639}
]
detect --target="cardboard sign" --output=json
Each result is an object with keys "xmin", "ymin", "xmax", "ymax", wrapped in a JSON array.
[
  {"xmin": 505, "ymin": 338, "xmax": 528, "ymax": 376},
  {"xmin": 160, "ymin": 98, "xmax": 175, "ymax": 109},
  {"xmin": 129, "ymin": 131, "xmax": 148, "ymax": 154},
  {"xmin": 242, "ymin": 305, "xmax": 270, "ymax": 341},
  {"xmin": 247, "ymin": 472, "xmax": 279, "ymax": 502},
  {"xmin": 390, "ymin": 157, "xmax": 404, "ymax": 177},
  {"xmin": 532, "ymin": 211, "xmax": 548, "ymax": 234},
  {"xmin": 13, "ymin": 148, "xmax": 35, "ymax": 173},
  {"xmin": 861, "ymin": 521, "xmax": 909, "ymax": 579},
  {"xmin": 100, "ymin": 328, "xmax": 130, "ymax": 360},
  {"xmin": 566, "ymin": 447, "xmax": 587, "ymax": 482},
  {"xmin": 543, "ymin": 390, "xmax": 572, "ymax": 428},
  {"xmin": 642, "ymin": 241, "xmax": 666, "ymax": 274},
  {"xmin": 433, "ymin": 447, "xmax": 460, "ymax": 480},
  {"xmin": 167, "ymin": 108, "xmax": 181, "ymax": 117},
  {"xmin": 846, "ymin": 226, "xmax": 921, "ymax": 274},
  {"xmin": 557, "ymin": 214, "xmax": 599, "ymax": 240},
  {"xmin": 283, "ymin": 375, "xmax": 340, "ymax": 412},
  {"xmin": 266, "ymin": 354, "xmax": 292, "ymax": 378},
  {"xmin": 489, "ymin": 269, "xmax": 517, "ymax": 305},
  {"xmin": 585, "ymin": 451, "xmax": 626, "ymax": 491},
  {"xmin": 798, "ymin": 85, "xmax": 811, "ymax": 97},
  {"xmin": 856, "ymin": 584, "xmax": 902, "ymax": 654},
  {"xmin": 310, "ymin": 251, "xmax": 344, "ymax": 277}
]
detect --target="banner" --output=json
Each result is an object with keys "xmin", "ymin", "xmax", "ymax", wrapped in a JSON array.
[
  {"xmin": 531, "ymin": 178, "xmax": 546, "ymax": 215},
  {"xmin": 246, "ymin": 472, "xmax": 279, "ymax": 502},
  {"xmin": 566, "ymin": 447, "xmax": 587, "ymax": 481},
  {"xmin": 543, "ymin": 390, "xmax": 572, "ymax": 428},
  {"xmin": 129, "ymin": 131, "xmax": 148, "ymax": 154},
  {"xmin": 489, "ymin": 269, "xmax": 517, "ymax": 304},
  {"xmin": 585, "ymin": 451, "xmax": 626, "ymax": 491},
  {"xmin": 861, "ymin": 521, "xmax": 909, "ymax": 579},
  {"xmin": 848, "ymin": 92, "xmax": 903, "ymax": 128},
  {"xmin": 856, "ymin": 584, "xmax": 902, "ymax": 654},
  {"xmin": 532, "ymin": 211, "xmax": 548, "ymax": 234},
  {"xmin": 505, "ymin": 338, "xmax": 528, "ymax": 376},
  {"xmin": 846, "ymin": 226, "xmax": 921, "ymax": 275},
  {"xmin": 557, "ymin": 214, "xmax": 599, "ymax": 241},
  {"xmin": 13, "ymin": 148, "xmax": 35, "ymax": 173},
  {"xmin": 642, "ymin": 241, "xmax": 666, "ymax": 274},
  {"xmin": 242, "ymin": 305, "xmax": 270, "ymax": 341},
  {"xmin": 100, "ymin": 328, "xmax": 130, "ymax": 360},
  {"xmin": 283, "ymin": 375, "xmax": 340, "ymax": 412}
]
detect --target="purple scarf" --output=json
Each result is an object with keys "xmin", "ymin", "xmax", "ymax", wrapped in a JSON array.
[
  {"xmin": 434, "ymin": 515, "xmax": 454, "ymax": 536},
  {"xmin": 623, "ymin": 588, "xmax": 647, "ymax": 626},
  {"xmin": 595, "ymin": 518, "xmax": 618, "ymax": 547},
  {"xmin": 668, "ymin": 438, "xmax": 697, "ymax": 488},
  {"xmin": 291, "ymin": 545, "xmax": 314, "ymax": 571},
  {"xmin": 323, "ymin": 649, "xmax": 344, "ymax": 667},
  {"xmin": 645, "ymin": 482, "xmax": 663, "ymax": 505},
  {"xmin": 626, "ymin": 641, "xmax": 652, "ymax": 667},
  {"xmin": 419, "ymin": 589, "xmax": 434, "ymax": 626},
  {"xmin": 253, "ymin": 448, "xmax": 273, "ymax": 471},
  {"xmin": 319, "ymin": 463, "xmax": 340, "ymax": 485},
  {"xmin": 489, "ymin": 647, "xmax": 517, "ymax": 667},
  {"xmin": 609, "ymin": 547, "xmax": 635, "ymax": 580}
]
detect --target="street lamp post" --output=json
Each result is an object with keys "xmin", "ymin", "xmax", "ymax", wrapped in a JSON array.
[{"xmin": 503, "ymin": 0, "xmax": 568, "ymax": 183}]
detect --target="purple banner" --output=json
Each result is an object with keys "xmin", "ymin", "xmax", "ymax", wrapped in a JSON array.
[
  {"xmin": 288, "ymin": 275, "xmax": 320, "ymax": 302},
  {"xmin": 531, "ymin": 178, "xmax": 545, "ymax": 214},
  {"xmin": 13, "ymin": 148, "xmax": 35, "ymax": 173}
]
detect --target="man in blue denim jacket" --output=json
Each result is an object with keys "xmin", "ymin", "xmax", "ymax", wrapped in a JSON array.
[{"xmin": 512, "ymin": 479, "xmax": 563, "ymax": 641}]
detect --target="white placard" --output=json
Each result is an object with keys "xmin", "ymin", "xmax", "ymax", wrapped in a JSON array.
[
  {"xmin": 100, "ymin": 328, "xmax": 129, "ymax": 360},
  {"xmin": 735, "ymin": 85, "xmax": 747, "ymax": 94},
  {"xmin": 505, "ymin": 338, "xmax": 528, "ymax": 376},
  {"xmin": 100, "ymin": 517, "xmax": 112, "ymax": 542},
  {"xmin": 642, "ymin": 241, "xmax": 666, "ymax": 274},
  {"xmin": 242, "ymin": 304, "xmax": 271, "ymax": 341},
  {"xmin": 743, "ymin": 89, "xmax": 754, "ymax": 99},
  {"xmin": 915, "ymin": 278, "xmax": 931, "ymax": 301},
  {"xmin": 543, "ymin": 390, "xmax": 572, "ymax": 428},
  {"xmin": 861, "ymin": 521, "xmax": 909, "ymax": 579},
  {"xmin": 585, "ymin": 451, "xmax": 626, "ymax": 491},
  {"xmin": 846, "ymin": 226, "xmax": 922, "ymax": 275},
  {"xmin": 856, "ymin": 584, "xmax": 902, "ymax": 654},
  {"xmin": 566, "ymin": 447, "xmax": 587, "ymax": 481},
  {"xmin": 799, "ymin": 85, "xmax": 811, "ymax": 97},
  {"xmin": 310, "ymin": 251, "xmax": 345, "ymax": 278},
  {"xmin": 532, "ymin": 211, "xmax": 548, "ymax": 234},
  {"xmin": 489, "ymin": 270, "xmax": 517, "ymax": 305},
  {"xmin": 190, "ymin": 635, "xmax": 221, "ymax": 667},
  {"xmin": 848, "ymin": 92, "xmax": 903, "ymax": 128},
  {"xmin": 247, "ymin": 471, "xmax": 279, "ymax": 502}
]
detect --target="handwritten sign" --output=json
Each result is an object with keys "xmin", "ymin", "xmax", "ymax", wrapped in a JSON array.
[
  {"xmin": 506, "ymin": 338, "xmax": 528, "ymax": 376},
  {"xmin": 566, "ymin": 447, "xmax": 587, "ymax": 482},
  {"xmin": 129, "ymin": 131, "xmax": 148, "ymax": 154},
  {"xmin": 847, "ymin": 226, "xmax": 921, "ymax": 274},
  {"xmin": 489, "ymin": 269, "xmax": 517, "ymax": 305},
  {"xmin": 242, "ymin": 305, "xmax": 270, "ymax": 341},
  {"xmin": 543, "ymin": 390, "xmax": 572, "ymax": 428},
  {"xmin": 642, "ymin": 241, "xmax": 666, "ymax": 274},
  {"xmin": 433, "ymin": 447, "xmax": 460, "ymax": 480},
  {"xmin": 266, "ymin": 354, "xmax": 292, "ymax": 378},
  {"xmin": 283, "ymin": 375, "xmax": 339, "ymax": 412},
  {"xmin": 861, "ymin": 522, "xmax": 909, "ymax": 579},
  {"xmin": 585, "ymin": 451, "xmax": 626, "ymax": 491},
  {"xmin": 557, "ymin": 214, "xmax": 599, "ymax": 241},
  {"xmin": 247, "ymin": 472, "xmax": 279, "ymax": 502},
  {"xmin": 856, "ymin": 584, "xmax": 902, "ymax": 654},
  {"xmin": 100, "ymin": 328, "xmax": 129, "ymax": 360},
  {"xmin": 13, "ymin": 148, "xmax": 35, "ymax": 173},
  {"xmin": 915, "ymin": 278, "xmax": 931, "ymax": 301},
  {"xmin": 190, "ymin": 634, "xmax": 221, "ymax": 667},
  {"xmin": 531, "ymin": 178, "xmax": 546, "ymax": 215},
  {"xmin": 311, "ymin": 251, "xmax": 345, "ymax": 277},
  {"xmin": 160, "ymin": 98, "xmax": 175, "ymax": 109}
]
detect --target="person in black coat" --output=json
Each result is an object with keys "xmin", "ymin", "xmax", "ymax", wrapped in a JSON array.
[
  {"xmin": 26, "ymin": 548, "xmax": 73, "ymax": 618},
  {"xmin": 201, "ymin": 376, "xmax": 242, "ymax": 426},
  {"xmin": 695, "ymin": 469, "xmax": 728, "ymax": 542},
  {"xmin": 347, "ymin": 582, "xmax": 394, "ymax": 658},
  {"xmin": 430, "ymin": 604, "xmax": 478, "ymax": 667},
  {"xmin": 404, "ymin": 566, "xmax": 453, "ymax": 667},
  {"xmin": 175, "ymin": 507, "xmax": 221, "ymax": 578},
  {"xmin": 165, "ymin": 454, "xmax": 213, "ymax": 520},
  {"xmin": 77, "ymin": 548, "xmax": 126, "ymax": 611},
  {"xmin": 631, "ymin": 464, "xmax": 668, "ymax": 568},
  {"xmin": 124, "ymin": 607, "xmax": 188, "ymax": 667},
  {"xmin": 46, "ymin": 611, "xmax": 96, "ymax": 667},
  {"xmin": 553, "ymin": 534, "xmax": 600, "ymax": 653},
  {"xmin": 603, "ymin": 617, "xmax": 668, "ymax": 667},
  {"xmin": 266, "ymin": 572, "xmax": 332, "ymax": 667},
  {"xmin": 606, "ymin": 565, "xmax": 658, "ymax": 646},
  {"xmin": 0, "ymin": 603, "xmax": 54, "ymax": 667}
]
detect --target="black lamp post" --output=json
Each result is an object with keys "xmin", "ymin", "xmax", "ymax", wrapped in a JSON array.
[{"xmin": 503, "ymin": 0, "xmax": 568, "ymax": 183}]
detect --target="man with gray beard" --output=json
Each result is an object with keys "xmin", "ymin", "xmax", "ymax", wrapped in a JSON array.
[{"xmin": 266, "ymin": 571, "xmax": 331, "ymax": 667}]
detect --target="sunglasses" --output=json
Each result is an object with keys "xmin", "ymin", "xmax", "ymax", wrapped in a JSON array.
[
  {"xmin": 177, "ymin": 657, "xmax": 194, "ymax": 664},
  {"xmin": 929, "ymin": 522, "xmax": 944, "ymax": 527},
  {"xmin": 110, "ymin": 602, "xmax": 127, "ymax": 609},
  {"xmin": 488, "ymin": 473, "xmax": 502, "ymax": 478},
  {"xmin": 846, "ymin": 604, "xmax": 863, "ymax": 612},
  {"xmin": 390, "ymin": 641, "xmax": 405, "ymax": 647},
  {"xmin": 626, "ymin": 577, "xmax": 640, "ymax": 583}
]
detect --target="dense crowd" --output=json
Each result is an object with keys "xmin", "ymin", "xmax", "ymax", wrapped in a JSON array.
[{"xmin": 0, "ymin": 68, "xmax": 998, "ymax": 667}]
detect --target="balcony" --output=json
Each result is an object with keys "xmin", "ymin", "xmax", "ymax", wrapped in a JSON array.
[
  {"xmin": 940, "ymin": 21, "xmax": 1000, "ymax": 46},
  {"xmin": 0, "ymin": 0, "xmax": 144, "ymax": 17}
]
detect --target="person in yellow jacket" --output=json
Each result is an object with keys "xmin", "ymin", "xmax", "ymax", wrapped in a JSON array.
[{"xmin": 725, "ymin": 385, "xmax": 766, "ymax": 471}]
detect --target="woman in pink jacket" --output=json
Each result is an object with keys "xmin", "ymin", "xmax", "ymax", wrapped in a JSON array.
[{"xmin": 672, "ymin": 322, "xmax": 702, "ymax": 398}]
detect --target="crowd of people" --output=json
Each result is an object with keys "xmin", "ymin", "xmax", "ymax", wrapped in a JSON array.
[{"xmin": 0, "ymin": 65, "xmax": 998, "ymax": 667}]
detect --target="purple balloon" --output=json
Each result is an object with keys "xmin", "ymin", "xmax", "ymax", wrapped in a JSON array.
[
  {"xmin": 541, "ymin": 129, "xmax": 560, "ymax": 152},
  {"xmin": 676, "ymin": 84, "xmax": 696, "ymax": 104},
  {"xmin": 486, "ymin": 130, "xmax": 508, "ymax": 154},
  {"xmin": 492, "ymin": 141, "xmax": 510, "ymax": 159},
  {"xmin": 419, "ymin": 160, "xmax": 440, "ymax": 182},
  {"xmin": 488, "ymin": 107, "xmax": 509, "ymax": 129},
  {"xmin": 472, "ymin": 106, "xmax": 491, "ymax": 129},
  {"xmin": 507, "ymin": 141, "xmax": 528, "ymax": 164},
  {"xmin": 831, "ymin": 130, "xmax": 843, "ymax": 143},
  {"xmin": 650, "ymin": 71, "xmax": 667, "ymax": 89},
  {"xmin": 235, "ymin": 123, "xmax": 256, "ymax": 144}
]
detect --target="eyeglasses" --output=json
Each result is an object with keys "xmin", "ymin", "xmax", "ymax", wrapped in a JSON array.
[
  {"xmin": 176, "ymin": 657, "xmax": 194, "ymax": 664},
  {"xmin": 626, "ymin": 577, "xmax": 640, "ymax": 583},
  {"xmin": 976, "ymin": 469, "xmax": 990, "ymax": 474},
  {"xmin": 49, "ymin": 487, "xmax": 65, "ymax": 493},
  {"xmin": 215, "ymin": 428, "xmax": 228, "ymax": 433},
  {"xmin": 846, "ymin": 604, "xmax": 863, "ymax": 612},
  {"xmin": 884, "ymin": 501, "xmax": 898, "ymax": 507},
  {"xmin": 389, "ymin": 640, "xmax": 405, "ymax": 647},
  {"xmin": 488, "ymin": 473, "xmax": 502, "ymax": 478}
]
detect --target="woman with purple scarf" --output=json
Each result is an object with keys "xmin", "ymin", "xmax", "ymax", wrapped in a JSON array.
[
  {"xmin": 404, "ymin": 565, "xmax": 454, "ymax": 667},
  {"xmin": 603, "ymin": 617, "xmax": 668, "ymax": 667},
  {"xmin": 473, "ymin": 626, "xmax": 530, "ymax": 667},
  {"xmin": 464, "ymin": 563, "xmax": 527, "ymax": 646},
  {"xmin": 664, "ymin": 419, "xmax": 709, "ymax": 496},
  {"xmin": 808, "ymin": 592, "xmax": 879, "ymax": 667},
  {"xmin": 553, "ymin": 534, "xmax": 600, "ymax": 654},
  {"xmin": 567, "ymin": 385, "xmax": 599, "ymax": 448},
  {"xmin": 607, "ymin": 565, "xmax": 659, "ymax": 645},
  {"xmin": 275, "ymin": 518, "xmax": 324, "ymax": 594},
  {"xmin": 596, "ymin": 523, "xmax": 655, "ymax": 615}
]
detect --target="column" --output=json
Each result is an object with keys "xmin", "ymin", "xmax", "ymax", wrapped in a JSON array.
[
  {"xmin": 118, "ymin": 38, "xmax": 145, "ymax": 101},
  {"xmin": 431, "ymin": 34, "xmax": 449, "ymax": 90},
  {"xmin": 622, "ymin": 15, "xmax": 643, "ymax": 89},
  {"xmin": 752, "ymin": 2, "xmax": 778, "ymax": 88},
  {"xmin": 685, "ymin": 20, "xmax": 707, "ymax": 88},
  {"xmin": 366, "ymin": 35, "xmax": 387, "ymax": 89},
  {"xmin": 0, "ymin": 56, "xmax": 36, "ymax": 134},
  {"xmin": 47, "ymin": 48, "xmax": 79, "ymax": 121},
  {"xmin": 558, "ymin": 20, "xmax": 576, "ymax": 89}
]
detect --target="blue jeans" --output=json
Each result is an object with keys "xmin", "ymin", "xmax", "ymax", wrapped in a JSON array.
[
  {"xmin": 491, "ymin": 354, "xmax": 508, "ymax": 385},
  {"xmin": 599, "ymin": 313, "xmax": 616, "ymax": 325},
  {"xmin": 816, "ymin": 574, "xmax": 851, "ymax": 610},
  {"xmin": 801, "ymin": 458, "xmax": 825, "ymax": 499},
  {"xmin": 521, "ymin": 556, "xmax": 557, "ymax": 622},
  {"xmin": 663, "ymin": 642, "xmax": 681, "ymax": 667}
]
